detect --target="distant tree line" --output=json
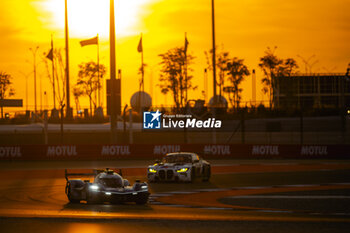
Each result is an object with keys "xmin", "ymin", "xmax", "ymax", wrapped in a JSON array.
[
  {"xmin": 1, "ymin": 44, "xmax": 300, "ymax": 119},
  {"xmin": 74, "ymin": 62, "xmax": 106, "ymax": 117},
  {"xmin": 259, "ymin": 46, "xmax": 298, "ymax": 108},
  {"xmin": 158, "ymin": 45, "xmax": 298, "ymax": 110},
  {"xmin": 0, "ymin": 72, "xmax": 15, "ymax": 118}
]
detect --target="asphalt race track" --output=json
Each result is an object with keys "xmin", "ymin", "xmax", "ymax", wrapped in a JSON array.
[{"xmin": 0, "ymin": 160, "xmax": 350, "ymax": 233}]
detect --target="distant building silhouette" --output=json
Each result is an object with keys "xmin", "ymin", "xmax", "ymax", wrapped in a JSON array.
[{"xmin": 275, "ymin": 73, "xmax": 350, "ymax": 109}]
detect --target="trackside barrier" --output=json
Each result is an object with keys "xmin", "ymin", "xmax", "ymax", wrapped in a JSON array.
[{"xmin": 0, "ymin": 144, "xmax": 349, "ymax": 161}]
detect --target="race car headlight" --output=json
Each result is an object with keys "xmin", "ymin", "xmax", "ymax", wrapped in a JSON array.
[
  {"xmin": 176, "ymin": 168, "xmax": 189, "ymax": 173},
  {"xmin": 90, "ymin": 185, "xmax": 99, "ymax": 191},
  {"xmin": 148, "ymin": 168, "xmax": 157, "ymax": 173},
  {"xmin": 105, "ymin": 192, "xmax": 112, "ymax": 195},
  {"xmin": 141, "ymin": 185, "xmax": 148, "ymax": 189}
]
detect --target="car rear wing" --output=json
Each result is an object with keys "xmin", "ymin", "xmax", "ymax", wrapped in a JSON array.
[
  {"xmin": 65, "ymin": 168, "xmax": 123, "ymax": 181},
  {"xmin": 64, "ymin": 169, "xmax": 96, "ymax": 181}
]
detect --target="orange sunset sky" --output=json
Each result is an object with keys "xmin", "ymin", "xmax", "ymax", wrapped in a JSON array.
[{"xmin": 0, "ymin": 0, "xmax": 349, "ymax": 113}]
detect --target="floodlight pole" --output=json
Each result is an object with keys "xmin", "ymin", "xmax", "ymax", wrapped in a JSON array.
[
  {"xmin": 110, "ymin": 0, "xmax": 117, "ymax": 143},
  {"xmin": 29, "ymin": 46, "xmax": 39, "ymax": 114},
  {"xmin": 211, "ymin": 0, "xmax": 217, "ymax": 144},
  {"xmin": 51, "ymin": 34, "xmax": 56, "ymax": 109},
  {"xmin": 97, "ymin": 34, "xmax": 100, "ymax": 107},
  {"xmin": 65, "ymin": 0, "xmax": 71, "ymax": 118},
  {"xmin": 211, "ymin": 0, "xmax": 217, "ymax": 102}
]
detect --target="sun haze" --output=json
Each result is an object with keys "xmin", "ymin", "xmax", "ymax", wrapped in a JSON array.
[{"xmin": 0, "ymin": 0, "xmax": 349, "ymax": 111}]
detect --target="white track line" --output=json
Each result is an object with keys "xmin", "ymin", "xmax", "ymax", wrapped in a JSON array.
[
  {"xmin": 150, "ymin": 183, "xmax": 350, "ymax": 215},
  {"xmin": 225, "ymin": 195, "xmax": 350, "ymax": 199}
]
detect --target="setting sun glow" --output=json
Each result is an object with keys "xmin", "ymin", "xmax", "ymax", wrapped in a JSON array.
[
  {"xmin": 42, "ymin": 0, "xmax": 150, "ymax": 38},
  {"xmin": 0, "ymin": 0, "xmax": 349, "ymax": 112}
]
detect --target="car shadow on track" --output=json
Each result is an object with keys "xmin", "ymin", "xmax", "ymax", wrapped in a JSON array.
[
  {"xmin": 149, "ymin": 180, "xmax": 221, "ymax": 193},
  {"xmin": 120, "ymin": 175, "xmax": 223, "ymax": 194},
  {"xmin": 62, "ymin": 201, "xmax": 154, "ymax": 213},
  {"xmin": 60, "ymin": 174, "xmax": 222, "ymax": 214}
]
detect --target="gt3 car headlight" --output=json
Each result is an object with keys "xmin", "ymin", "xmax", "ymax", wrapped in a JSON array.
[
  {"xmin": 148, "ymin": 168, "xmax": 157, "ymax": 173},
  {"xmin": 141, "ymin": 185, "xmax": 148, "ymax": 189},
  {"xmin": 90, "ymin": 185, "xmax": 99, "ymax": 191},
  {"xmin": 176, "ymin": 168, "xmax": 189, "ymax": 173}
]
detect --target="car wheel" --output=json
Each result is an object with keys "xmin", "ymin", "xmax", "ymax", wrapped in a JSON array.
[
  {"xmin": 86, "ymin": 189, "xmax": 101, "ymax": 204},
  {"xmin": 135, "ymin": 193, "xmax": 149, "ymax": 205},
  {"xmin": 190, "ymin": 167, "xmax": 196, "ymax": 183},
  {"xmin": 66, "ymin": 182, "xmax": 81, "ymax": 203},
  {"xmin": 110, "ymin": 199, "xmax": 122, "ymax": 205},
  {"xmin": 135, "ymin": 199, "xmax": 148, "ymax": 205},
  {"xmin": 87, "ymin": 193, "xmax": 100, "ymax": 204},
  {"xmin": 202, "ymin": 165, "xmax": 211, "ymax": 182}
]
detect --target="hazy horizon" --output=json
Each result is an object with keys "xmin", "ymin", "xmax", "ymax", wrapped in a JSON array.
[{"xmin": 0, "ymin": 0, "xmax": 349, "ymax": 112}]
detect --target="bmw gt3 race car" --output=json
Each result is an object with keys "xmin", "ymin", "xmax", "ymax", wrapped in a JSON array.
[
  {"xmin": 147, "ymin": 152, "xmax": 211, "ymax": 182},
  {"xmin": 65, "ymin": 168, "xmax": 150, "ymax": 204}
]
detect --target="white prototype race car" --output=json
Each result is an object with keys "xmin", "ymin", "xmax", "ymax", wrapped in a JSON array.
[
  {"xmin": 147, "ymin": 152, "xmax": 211, "ymax": 182},
  {"xmin": 65, "ymin": 168, "xmax": 150, "ymax": 205}
]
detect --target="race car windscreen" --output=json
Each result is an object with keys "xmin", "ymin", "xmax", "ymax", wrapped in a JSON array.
[
  {"xmin": 163, "ymin": 154, "xmax": 192, "ymax": 163},
  {"xmin": 100, "ymin": 177, "xmax": 123, "ymax": 188}
]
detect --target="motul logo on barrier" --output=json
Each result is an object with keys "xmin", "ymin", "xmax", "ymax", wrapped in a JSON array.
[
  {"xmin": 101, "ymin": 146, "xmax": 131, "ymax": 155},
  {"xmin": 301, "ymin": 146, "xmax": 328, "ymax": 155},
  {"xmin": 0, "ymin": 147, "xmax": 22, "ymax": 157},
  {"xmin": 153, "ymin": 145, "xmax": 181, "ymax": 155},
  {"xmin": 252, "ymin": 145, "xmax": 279, "ymax": 155},
  {"xmin": 204, "ymin": 145, "xmax": 231, "ymax": 155},
  {"xmin": 47, "ymin": 146, "xmax": 77, "ymax": 156}
]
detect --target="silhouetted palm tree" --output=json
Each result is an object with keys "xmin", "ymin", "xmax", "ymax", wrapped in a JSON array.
[
  {"xmin": 158, "ymin": 47, "xmax": 196, "ymax": 109},
  {"xmin": 76, "ymin": 61, "xmax": 106, "ymax": 117},
  {"xmin": 259, "ymin": 47, "xmax": 298, "ymax": 108},
  {"xmin": 226, "ymin": 58, "xmax": 250, "ymax": 109},
  {"xmin": 0, "ymin": 72, "xmax": 15, "ymax": 118}
]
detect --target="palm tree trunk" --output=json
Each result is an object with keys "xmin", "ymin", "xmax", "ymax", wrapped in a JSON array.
[{"xmin": 89, "ymin": 96, "xmax": 92, "ymax": 118}]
